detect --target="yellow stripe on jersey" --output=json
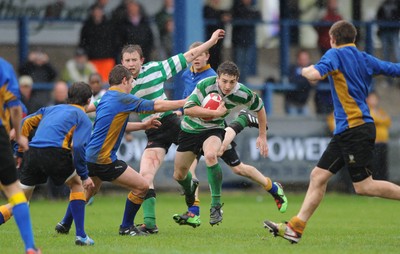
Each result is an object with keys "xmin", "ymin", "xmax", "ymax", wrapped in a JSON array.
[
  {"xmin": 333, "ymin": 70, "xmax": 365, "ymax": 128},
  {"xmin": 98, "ymin": 112, "xmax": 130, "ymax": 164},
  {"xmin": 62, "ymin": 125, "xmax": 76, "ymax": 150}
]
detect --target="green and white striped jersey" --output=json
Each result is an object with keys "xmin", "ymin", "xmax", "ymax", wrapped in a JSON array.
[
  {"xmin": 182, "ymin": 76, "xmax": 264, "ymax": 133},
  {"xmin": 130, "ymin": 53, "xmax": 188, "ymax": 121},
  {"xmin": 93, "ymin": 54, "xmax": 187, "ymax": 121}
]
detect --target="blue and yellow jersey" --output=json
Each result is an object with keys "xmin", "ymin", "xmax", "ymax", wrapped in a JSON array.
[
  {"xmin": 86, "ymin": 87, "xmax": 155, "ymax": 164},
  {"xmin": 21, "ymin": 104, "xmax": 92, "ymax": 180},
  {"xmin": 0, "ymin": 58, "xmax": 21, "ymax": 130},
  {"xmin": 314, "ymin": 44, "xmax": 400, "ymax": 134},
  {"xmin": 181, "ymin": 64, "xmax": 217, "ymax": 98}
]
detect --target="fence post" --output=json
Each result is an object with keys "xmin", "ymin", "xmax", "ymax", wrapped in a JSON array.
[{"xmin": 18, "ymin": 16, "xmax": 29, "ymax": 67}]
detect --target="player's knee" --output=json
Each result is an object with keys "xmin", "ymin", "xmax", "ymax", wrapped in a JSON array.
[{"xmin": 204, "ymin": 152, "xmax": 218, "ymax": 165}]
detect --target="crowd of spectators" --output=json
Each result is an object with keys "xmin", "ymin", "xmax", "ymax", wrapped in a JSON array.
[{"xmin": 15, "ymin": 0, "xmax": 400, "ymax": 119}]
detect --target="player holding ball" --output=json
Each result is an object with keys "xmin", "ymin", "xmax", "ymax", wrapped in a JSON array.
[{"xmin": 173, "ymin": 61, "xmax": 272, "ymax": 225}]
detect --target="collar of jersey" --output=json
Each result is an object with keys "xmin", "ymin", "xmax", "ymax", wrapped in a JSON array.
[
  {"xmin": 70, "ymin": 104, "xmax": 85, "ymax": 112},
  {"xmin": 190, "ymin": 64, "xmax": 212, "ymax": 74},
  {"xmin": 109, "ymin": 86, "xmax": 125, "ymax": 93},
  {"xmin": 337, "ymin": 43, "xmax": 356, "ymax": 49}
]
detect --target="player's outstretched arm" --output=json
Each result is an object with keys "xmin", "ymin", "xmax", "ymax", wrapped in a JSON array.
[
  {"xmin": 302, "ymin": 65, "xmax": 322, "ymax": 83},
  {"xmin": 86, "ymin": 102, "xmax": 96, "ymax": 113},
  {"xmin": 154, "ymin": 99, "xmax": 186, "ymax": 112},
  {"xmin": 218, "ymin": 127, "xmax": 237, "ymax": 156},
  {"xmin": 125, "ymin": 116, "xmax": 162, "ymax": 132},
  {"xmin": 184, "ymin": 101, "xmax": 227, "ymax": 119},
  {"xmin": 183, "ymin": 29, "xmax": 225, "ymax": 63}
]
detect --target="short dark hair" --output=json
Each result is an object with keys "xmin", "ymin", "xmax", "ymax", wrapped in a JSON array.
[
  {"xmin": 329, "ymin": 20, "xmax": 357, "ymax": 46},
  {"xmin": 217, "ymin": 61, "xmax": 240, "ymax": 78},
  {"xmin": 66, "ymin": 82, "xmax": 92, "ymax": 106},
  {"xmin": 121, "ymin": 44, "xmax": 144, "ymax": 59},
  {"xmin": 108, "ymin": 64, "xmax": 132, "ymax": 86}
]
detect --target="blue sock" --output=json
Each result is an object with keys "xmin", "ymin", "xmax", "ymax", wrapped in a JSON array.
[
  {"xmin": 70, "ymin": 200, "xmax": 86, "ymax": 238},
  {"xmin": 121, "ymin": 198, "xmax": 141, "ymax": 228},
  {"xmin": 188, "ymin": 206, "xmax": 200, "ymax": 216},
  {"xmin": 61, "ymin": 203, "xmax": 74, "ymax": 227},
  {"xmin": 0, "ymin": 213, "xmax": 4, "ymax": 225},
  {"xmin": 268, "ymin": 182, "xmax": 278, "ymax": 194},
  {"xmin": 12, "ymin": 203, "xmax": 35, "ymax": 250}
]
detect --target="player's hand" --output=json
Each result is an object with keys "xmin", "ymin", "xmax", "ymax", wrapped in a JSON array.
[
  {"xmin": 256, "ymin": 136, "xmax": 268, "ymax": 157},
  {"xmin": 15, "ymin": 156, "xmax": 23, "ymax": 169},
  {"xmin": 173, "ymin": 110, "xmax": 182, "ymax": 117},
  {"xmin": 83, "ymin": 177, "xmax": 95, "ymax": 190},
  {"xmin": 217, "ymin": 143, "xmax": 227, "ymax": 156},
  {"xmin": 9, "ymin": 128, "xmax": 16, "ymax": 141},
  {"xmin": 210, "ymin": 29, "xmax": 225, "ymax": 45},
  {"xmin": 214, "ymin": 101, "xmax": 227, "ymax": 118},
  {"xmin": 16, "ymin": 136, "xmax": 29, "ymax": 152},
  {"xmin": 144, "ymin": 116, "xmax": 162, "ymax": 130}
]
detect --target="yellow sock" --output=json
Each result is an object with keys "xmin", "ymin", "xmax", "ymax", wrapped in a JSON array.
[
  {"xmin": 0, "ymin": 205, "xmax": 12, "ymax": 222},
  {"xmin": 128, "ymin": 192, "xmax": 144, "ymax": 205},
  {"xmin": 8, "ymin": 192, "xmax": 27, "ymax": 206},
  {"xmin": 288, "ymin": 216, "xmax": 306, "ymax": 234},
  {"xmin": 263, "ymin": 177, "xmax": 273, "ymax": 191}
]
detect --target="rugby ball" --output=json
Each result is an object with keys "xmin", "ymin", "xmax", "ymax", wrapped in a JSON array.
[{"xmin": 201, "ymin": 92, "xmax": 222, "ymax": 121}]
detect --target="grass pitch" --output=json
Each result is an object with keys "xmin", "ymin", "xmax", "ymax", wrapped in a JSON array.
[{"xmin": 1, "ymin": 191, "xmax": 399, "ymax": 254}]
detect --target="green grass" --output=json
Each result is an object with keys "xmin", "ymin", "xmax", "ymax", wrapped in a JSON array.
[{"xmin": 1, "ymin": 191, "xmax": 400, "ymax": 254}]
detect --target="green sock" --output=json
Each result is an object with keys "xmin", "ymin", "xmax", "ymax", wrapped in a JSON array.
[
  {"xmin": 207, "ymin": 163, "xmax": 222, "ymax": 207},
  {"xmin": 143, "ymin": 197, "xmax": 156, "ymax": 228},
  {"xmin": 177, "ymin": 171, "xmax": 193, "ymax": 194}
]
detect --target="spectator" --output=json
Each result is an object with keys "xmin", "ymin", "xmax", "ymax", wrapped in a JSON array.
[
  {"xmin": 18, "ymin": 75, "xmax": 36, "ymax": 114},
  {"xmin": 231, "ymin": 0, "xmax": 261, "ymax": 83},
  {"xmin": 367, "ymin": 91, "xmax": 391, "ymax": 180},
  {"xmin": 80, "ymin": 4, "xmax": 115, "ymax": 83},
  {"xmin": 49, "ymin": 81, "xmax": 69, "ymax": 106},
  {"xmin": 87, "ymin": 73, "xmax": 106, "ymax": 123},
  {"xmin": 377, "ymin": 0, "xmax": 400, "ymax": 63},
  {"xmin": 45, "ymin": 0, "xmax": 65, "ymax": 18},
  {"xmin": 19, "ymin": 49, "xmax": 58, "ymax": 84},
  {"xmin": 157, "ymin": 16, "xmax": 174, "ymax": 60},
  {"xmin": 61, "ymin": 48, "xmax": 97, "ymax": 84},
  {"xmin": 155, "ymin": 0, "xmax": 174, "ymax": 41},
  {"xmin": 204, "ymin": 0, "xmax": 231, "ymax": 70},
  {"xmin": 312, "ymin": 0, "xmax": 341, "ymax": 115},
  {"xmin": 285, "ymin": 49, "xmax": 312, "ymax": 116},
  {"xmin": 114, "ymin": 0, "xmax": 154, "ymax": 63},
  {"xmin": 19, "ymin": 49, "xmax": 58, "ymax": 112},
  {"xmin": 314, "ymin": 0, "xmax": 343, "ymax": 56}
]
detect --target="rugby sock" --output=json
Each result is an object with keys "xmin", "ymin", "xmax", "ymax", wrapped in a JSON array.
[
  {"xmin": 121, "ymin": 192, "xmax": 143, "ymax": 228},
  {"xmin": 143, "ymin": 189, "xmax": 156, "ymax": 228},
  {"xmin": 9, "ymin": 192, "xmax": 35, "ymax": 251},
  {"xmin": 288, "ymin": 216, "xmax": 306, "ymax": 235},
  {"xmin": 207, "ymin": 163, "xmax": 222, "ymax": 207},
  {"xmin": 61, "ymin": 203, "xmax": 73, "ymax": 227},
  {"xmin": 69, "ymin": 192, "xmax": 86, "ymax": 238},
  {"xmin": 177, "ymin": 171, "xmax": 193, "ymax": 194},
  {"xmin": 188, "ymin": 199, "xmax": 200, "ymax": 216},
  {"xmin": 0, "ymin": 204, "xmax": 12, "ymax": 225},
  {"xmin": 264, "ymin": 178, "xmax": 278, "ymax": 194}
]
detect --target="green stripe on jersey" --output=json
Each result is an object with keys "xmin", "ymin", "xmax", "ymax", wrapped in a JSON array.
[
  {"xmin": 130, "ymin": 54, "xmax": 187, "ymax": 121},
  {"xmin": 181, "ymin": 76, "xmax": 264, "ymax": 133}
]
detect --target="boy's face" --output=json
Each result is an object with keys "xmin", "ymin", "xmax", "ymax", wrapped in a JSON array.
[
  {"xmin": 192, "ymin": 52, "xmax": 210, "ymax": 72},
  {"xmin": 217, "ymin": 73, "xmax": 238, "ymax": 95},
  {"xmin": 122, "ymin": 51, "xmax": 144, "ymax": 78}
]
